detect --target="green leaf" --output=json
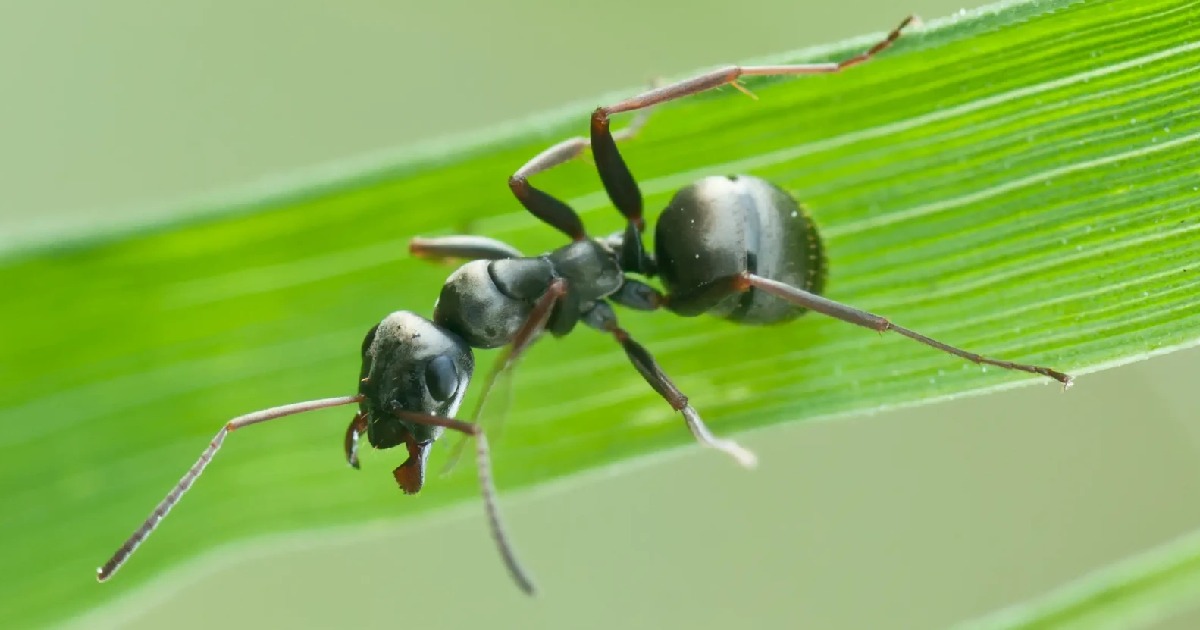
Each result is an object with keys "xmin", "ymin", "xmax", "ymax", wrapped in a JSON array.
[
  {"xmin": 955, "ymin": 527, "xmax": 1200, "ymax": 629},
  {"xmin": 4, "ymin": 0, "xmax": 1198, "ymax": 625}
]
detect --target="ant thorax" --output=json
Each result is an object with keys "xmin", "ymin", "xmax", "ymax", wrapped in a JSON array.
[{"xmin": 433, "ymin": 239, "xmax": 623, "ymax": 348}]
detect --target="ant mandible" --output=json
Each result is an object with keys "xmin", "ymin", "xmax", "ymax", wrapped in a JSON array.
[{"xmin": 97, "ymin": 15, "xmax": 1071, "ymax": 596}]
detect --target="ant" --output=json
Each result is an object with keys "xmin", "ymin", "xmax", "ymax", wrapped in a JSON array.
[{"xmin": 97, "ymin": 15, "xmax": 1072, "ymax": 596}]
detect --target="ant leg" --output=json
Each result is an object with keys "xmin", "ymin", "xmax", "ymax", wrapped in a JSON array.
[
  {"xmin": 472, "ymin": 278, "xmax": 569, "ymax": 412},
  {"xmin": 586, "ymin": 14, "xmax": 916, "ymax": 273},
  {"xmin": 594, "ymin": 15, "xmax": 917, "ymax": 119},
  {"xmin": 508, "ymin": 176, "xmax": 587, "ymax": 241},
  {"xmin": 725, "ymin": 271, "xmax": 1073, "ymax": 386},
  {"xmin": 590, "ymin": 111, "xmax": 655, "ymax": 275},
  {"xmin": 391, "ymin": 408, "xmax": 536, "ymax": 595},
  {"xmin": 442, "ymin": 278, "xmax": 569, "ymax": 473},
  {"xmin": 343, "ymin": 411, "xmax": 368, "ymax": 469},
  {"xmin": 583, "ymin": 301, "xmax": 757, "ymax": 468},
  {"xmin": 409, "ymin": 235, "xmax": 522, "ymax": 263},
  {"xmin": 512, "ymin": 104, "xmax": 654, "ymax": 181},
  {"xmin": 97, "ymin": 395, "xmax": 365, "ymax": 582},
  {"xmin": 509, "ymin": 91, "xmax": 655, "ymax": 242}
]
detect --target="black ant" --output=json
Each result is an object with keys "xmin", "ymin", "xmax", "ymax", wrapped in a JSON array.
[{"xmin": 97, "ymin": 15, "xmax": 1071, "ymax": 596}]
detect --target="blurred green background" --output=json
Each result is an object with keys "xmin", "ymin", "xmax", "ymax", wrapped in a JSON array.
[{"xmin": 3, "ymin": 1, "xmax": 1198, "ymax": 628}]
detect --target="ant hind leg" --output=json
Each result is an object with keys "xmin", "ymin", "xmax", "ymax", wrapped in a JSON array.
[{"xmin": 508, "ymin": 84, "xmax": 658, "ymax": 242}]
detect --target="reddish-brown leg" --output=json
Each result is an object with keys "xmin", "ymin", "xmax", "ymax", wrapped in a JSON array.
[
  {"xmin": 511, "ymin": 105, "xmax": 653, "ymax": 181},
  {"xmin": 392, "ymin": 409, "xmax": 536, "ymax": 595},
  {"xmin": 508, "ymin": 95, "xmax": 655, "ymax": 241},
  {"xmin": 714, "ymin": 271, "xmax": 1073, "ymax": 387},
  {"xmin": 581, "ymin": 301, "xmax": 756, "ymax": 468},
  {"xmin": 442, "ymin": 278, "xmax": 570, "ymax": 473},
  {"xmin": 585, "ymin": 16, "xmax": 918, "ymax": 274}
]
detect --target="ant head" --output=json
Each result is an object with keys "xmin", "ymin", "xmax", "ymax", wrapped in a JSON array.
[{"xmin": 358, "ymin": 311, "xmax": 474, "ymax": 492}]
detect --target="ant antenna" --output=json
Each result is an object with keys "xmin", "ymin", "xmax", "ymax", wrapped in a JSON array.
[{"xmin": 97, "ymin": 394, "xmax": 365, "ymax": 582}]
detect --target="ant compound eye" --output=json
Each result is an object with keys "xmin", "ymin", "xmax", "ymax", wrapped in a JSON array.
[{"xmin": 424, "ymin": 355, "xmax": 459, "ymax": 402}]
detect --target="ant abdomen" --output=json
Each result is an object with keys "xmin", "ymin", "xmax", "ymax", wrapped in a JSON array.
[{"xmin": 654, "ymin": 175, "xmax": 827, "ymax": 324}]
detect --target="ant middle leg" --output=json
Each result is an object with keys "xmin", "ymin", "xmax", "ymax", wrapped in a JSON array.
[
  {"xmin": 409, "ymin": 235, "xmax": 523, "ymax": 263},
  {"xmin": 582, "ymin": 300, "xmax": 757, "ymax": 468}
]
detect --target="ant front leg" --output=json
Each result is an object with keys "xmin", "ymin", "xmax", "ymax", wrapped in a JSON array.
[
  {"xmin": 389, "ymin": 408, "xmax": 536, "ymax": 595},
  {"xmin": 470, "ymin": 278, "xmax": 569, "ymax": 411},
  {"xmin": 441, "ymin": 278, "xmax": 570, "ymax": 474},
  {"xmin": 582, "ymin": 300, "xmax": 757, "ymax": 468}
]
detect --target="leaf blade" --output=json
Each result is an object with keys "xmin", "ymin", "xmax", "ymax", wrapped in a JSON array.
[{"xmin": 2, "ymin": 0, "xmax": 1199, "ymax": 626}]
